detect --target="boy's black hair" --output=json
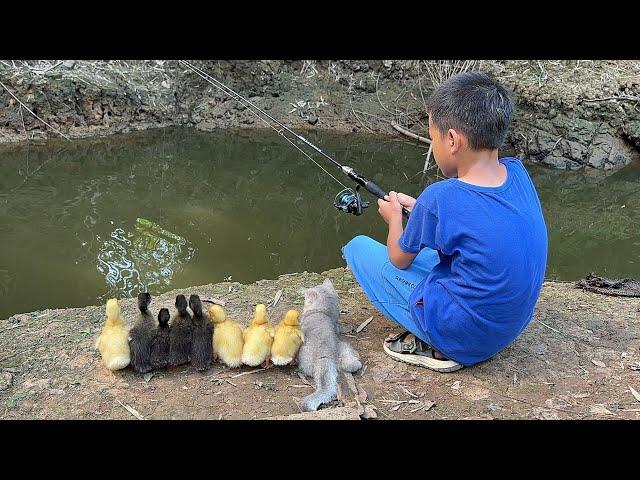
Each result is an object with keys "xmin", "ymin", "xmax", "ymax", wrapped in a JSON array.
[{"xmin": 427, "ymin": 71, "xmax": 515, "ymax": 150}]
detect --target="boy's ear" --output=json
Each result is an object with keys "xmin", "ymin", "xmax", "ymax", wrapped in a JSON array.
[{"xmin": 449, "ymin": 129, "xmax": 463, "ymax": 154}]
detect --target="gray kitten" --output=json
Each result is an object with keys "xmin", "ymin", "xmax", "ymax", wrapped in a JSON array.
[{"xmin": 298, "ymin": 278, "xmax": 362, "ymax": 412}]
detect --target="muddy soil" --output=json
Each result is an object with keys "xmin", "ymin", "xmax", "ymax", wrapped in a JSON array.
[
  {"xmin": 1, "ymin": 60, "xmax": 638, "ymax": 170},
  {"xmin": 1, "ymin": 268, "xmax": 639, "ymax": 420}
]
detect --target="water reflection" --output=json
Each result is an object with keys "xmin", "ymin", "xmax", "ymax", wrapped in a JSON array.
[{"xmin": 96, "ymin": 218, "xmax": 195, "ymax": 298}]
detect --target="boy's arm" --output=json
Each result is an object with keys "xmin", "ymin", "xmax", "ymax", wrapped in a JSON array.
[
  {"xmin": 387, "ymin": 217, "xmax": 418, "ymax": 269},
  {"xmin": 378, "ymin": 192, "xmax": 418, "ymax": 270}
]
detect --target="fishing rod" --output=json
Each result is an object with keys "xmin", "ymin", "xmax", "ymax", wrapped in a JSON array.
[{"xmin": 179, "ymin": 60, "xmax": 409, "ymax": 218}]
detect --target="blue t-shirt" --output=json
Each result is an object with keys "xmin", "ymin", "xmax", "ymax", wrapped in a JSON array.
[{"xmin": 398, "ymin": 157, "xmax": 548, "ymax": 366}]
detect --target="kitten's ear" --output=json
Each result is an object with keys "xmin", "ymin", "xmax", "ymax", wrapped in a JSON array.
[{"xmin": 322, "ymin": 278, "xmax": 336, "ymax": 292}]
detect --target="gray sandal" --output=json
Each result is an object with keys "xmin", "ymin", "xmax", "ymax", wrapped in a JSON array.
[{"xmin": 383, "ymin": 331, "xmax": 463, "ymax": 373}]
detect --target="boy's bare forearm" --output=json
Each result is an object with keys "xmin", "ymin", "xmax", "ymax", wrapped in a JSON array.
[{"xmin": 387, "ymin": 216, "xmax": 415, "ymax": 269}]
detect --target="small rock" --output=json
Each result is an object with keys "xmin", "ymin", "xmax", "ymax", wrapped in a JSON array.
[
  {"xmin": 532, "ymin": 343, "xmax": 548, "ymax": 355},
  {"xmin": 307, "ymin": 113, "xmax": 318, "ymax": 125},
  {"xmin": 0, "ymin": 372, "xmax": 13, "ymax": 391},
  {"xmin": 531, "ymin": 407, "xmax": 560, "ymax": 420},
  {"xmin": 62, "ymin": 60, "xmax": 76, "ymax": 69},
  {"xmin": 451, "ymin": 381, "xmax": 461, "ymax": 390}
]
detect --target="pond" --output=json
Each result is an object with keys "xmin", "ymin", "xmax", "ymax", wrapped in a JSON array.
[{"xmin": 1, "ymin": 127, "xmax": 639, "ymax": 319}]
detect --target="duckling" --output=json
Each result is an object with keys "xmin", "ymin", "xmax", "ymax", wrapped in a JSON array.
[
  {"xmin": 150, "ymin": 308, "xmax": 171, "ymax": 370},
  {"xmin": 94, "ymin": 298, "xmax": 131, "ymax": 371},
  {"xmin": 189, "ymin": 294, "xmax": 213, "ymax": 371},
  {"xmin": 128, "ymin": 292, "xmax": 155, "ymax": 373},
  {"xmin": 241, "ymin": 303, "xmax": 275, "ymax": 368},
  {"xmin": 209, "ymin": 304, "xmax": 244, "ymax": 368},
  {"xmin": 169, "ymin": 294, "xmax": 192, "ymax": 367},
  {"xmin": 271, "ymin": 309, "xmax": 304, "ymax": 366}
]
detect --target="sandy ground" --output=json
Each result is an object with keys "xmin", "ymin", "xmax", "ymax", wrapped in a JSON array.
[{"xmin": 1, "ymin": 268, "xmax": 639, "ymax": 420}]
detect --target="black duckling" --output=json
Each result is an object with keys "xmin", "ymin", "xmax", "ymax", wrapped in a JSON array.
[
  {"xmin": 168, "ymin": 294, "xmax": 193, "ymax": 367},
  {"xmin": 189, "ymin": 294, "xmax": 213, "ymax": 371},
  {"xmin": 128, "ymin": 292, "xmax": 155, "ymax": 373},
  {"xmin": 150, "ymin": 308, "xmax": 171, "ymax": 370}
]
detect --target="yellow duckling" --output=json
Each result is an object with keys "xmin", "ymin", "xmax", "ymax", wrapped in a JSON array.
[
  {"xmin": 209, "ymin": 304, "xmax": 244, "ymax": 368},
  {"xmin": 271, "ymin": 310, "xmax": 304, "ymax": 366},
  {"xmin": 241, "ymin": 303, "xmax": 275, "ymax": 368},
  {"xmin": 94, "ymin": 298, "xmax": 131, "ymax": 371}
]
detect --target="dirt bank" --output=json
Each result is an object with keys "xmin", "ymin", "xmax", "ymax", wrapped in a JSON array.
[
  {"xmin": 0, "ymin": 60, "xmax": 638, "ymax": 170},
  {"xmin": 1, "ymin": 267, "xmax": 639, "ymax": 420}
]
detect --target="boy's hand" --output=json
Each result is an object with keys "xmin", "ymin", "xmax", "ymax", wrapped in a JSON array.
[
  {"xmin": 378, "ymin": 191, "xmax": 403, "ymax": 225},
  {"xmin": 396, "ymin": 192, "xmax": 416, "ymax": 212}
]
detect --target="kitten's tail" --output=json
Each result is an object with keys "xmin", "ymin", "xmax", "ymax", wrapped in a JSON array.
[{"xmin": 300, "ymin": 359, "xmax": 338, "ymax": 412}]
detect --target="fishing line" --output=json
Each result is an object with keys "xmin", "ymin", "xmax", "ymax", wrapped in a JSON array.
[
  {"xmin": 179, "ymin": 60, "xmax": 409, "ymax": 218},
  {"xmin": 179, "ymin": 61, "xmax": 348, "ymax": 189}
]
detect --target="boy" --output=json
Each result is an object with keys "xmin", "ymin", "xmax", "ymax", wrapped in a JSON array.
[{"xmin": 342, "ymin": 71, "xmax": 548, "ymax": 372}]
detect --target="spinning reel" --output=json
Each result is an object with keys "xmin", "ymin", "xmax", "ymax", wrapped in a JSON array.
[{"xmin": 334, "ymin": 184, "xmax": 370, "ymax": 216}]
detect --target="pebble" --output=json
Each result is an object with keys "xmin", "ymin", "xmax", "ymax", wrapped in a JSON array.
[
  {"xmin": 307, "ymin": 113, "xmax": 318, "ymax": 125},
  {"xmin": 0, "ymin": 372, "xmax": 13, "ymax": 391}
]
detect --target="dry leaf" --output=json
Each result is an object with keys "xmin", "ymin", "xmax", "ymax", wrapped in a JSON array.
[
  {"xmin": 361, "ymin": 404, "xmax": 378, "ymax": 419},
  {"xmin": 270, "ymin": 290, "xmax": 283, "ymax": 307},
  {"xmin": 296, "ymin": 372, "xmax": 313, "ymax": 386},
  {"xmin": 590, "ymin": 405, "xmax": 615, "ymax": 416},
  {"xmin": 117, "ymin": 400, "xmax": 144, "ymax": 420},
  {"xmin": 336, "ymin": 381, "xmax": 345, "ymax": 403},
  {"xmin": 591, "ymin": 359, "xmax": 606, "ymax": 368},
  {"xmin": 391, "ymin": 404, "xmax": 403, "ymax": 411},
  {"xmin": 422, "ymin": 400, "xmax": 435, "ymax": 412},
  {"xmin": 357, "ymin": 384, "xmax": 368, "ymax": 403},
  {"xmin": 573, "ymin": 392, "xmax": 590, "ymax": 399},
  {"xmin": 355, "ymin": 316, "xmax": 374, "ymax": 333},
  {"xmin": 629, "ymin": 385, "xmax": 640, "ymax": 403},
  {"xmin": 342, "ymin": 372, "xmax": 359, "ymax": 397},
  {"xmin": 451, "ymin": 381, "xmax": 461, "ymax": 390},
  {"xmin": 231, "ymin": 368, "xmax": 265, "ymax": 378},
  {"xmin": 399, "ymin": 385, "xmax": 418, "ymax": 398}
]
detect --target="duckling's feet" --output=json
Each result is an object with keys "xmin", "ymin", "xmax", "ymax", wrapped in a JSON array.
[
  {"xmin": 262, "ymin": 357, "xmax": 272, "ymax": 369},
  {"xmin": 290, "ymin": 356, "xmax": 298, "ymax": 366},
  {"xmin": 212, "ymin": 352, "xmax": 218, "ymax": 362}
]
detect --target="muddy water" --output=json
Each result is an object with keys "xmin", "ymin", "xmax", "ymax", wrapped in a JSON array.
[{"xmin": 0, "ymin": 127, "xmax": 638, "ymax": 319}]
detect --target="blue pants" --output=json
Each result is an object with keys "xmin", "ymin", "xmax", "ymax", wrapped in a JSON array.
[{"xmin": 341, "ymin": 235, "xmax": 440, "ymax": 346}]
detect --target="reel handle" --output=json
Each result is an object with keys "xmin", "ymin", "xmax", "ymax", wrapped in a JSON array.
[{"xmin": 364, "ymin": 180, "xmax": 410, "ymax": 218}]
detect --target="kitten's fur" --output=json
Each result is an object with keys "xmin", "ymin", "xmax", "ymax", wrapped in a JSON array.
[
  {"xmin": 298, "ymin": 278, "xmax": 362, "ymax": 412},
  {"xmin": 128, "ymin": 292, "xmax": 155, "ymax": 373}
]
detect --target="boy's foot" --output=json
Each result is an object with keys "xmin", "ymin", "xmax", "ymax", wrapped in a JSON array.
[{"xmin": 383, "ymin": 331, "xmax": 463, "ymax": 373}]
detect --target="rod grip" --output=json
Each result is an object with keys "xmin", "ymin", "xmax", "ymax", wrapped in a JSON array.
[
  {"xmin": 365, "ymin": 181, "xmax": 410, "ymax": 218},
  {"xmin": 364, "ymin": 180, "xmax": 388, "ymax": 200}
]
